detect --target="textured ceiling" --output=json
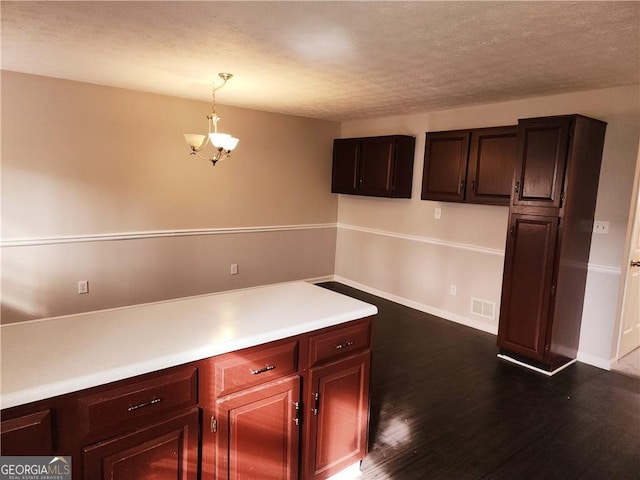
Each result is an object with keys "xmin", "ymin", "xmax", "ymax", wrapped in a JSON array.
[{"xmin": 2, "ymin": 1, "xmax": 639, "ymax": 121}]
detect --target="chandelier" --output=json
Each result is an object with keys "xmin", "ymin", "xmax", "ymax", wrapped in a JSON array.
[{"xmin": 184, "ymin": 73, "xmax": 239, "ymax": 166}]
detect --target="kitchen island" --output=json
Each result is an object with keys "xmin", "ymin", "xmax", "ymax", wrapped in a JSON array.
[{"xmin": 1, "ymin": 280, "xmax": 377, "ymax": 480}]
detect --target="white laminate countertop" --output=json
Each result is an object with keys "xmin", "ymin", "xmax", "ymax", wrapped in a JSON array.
[{"xmin": 0, "ymin": 281, "xmax": 377, "ymax": 409}]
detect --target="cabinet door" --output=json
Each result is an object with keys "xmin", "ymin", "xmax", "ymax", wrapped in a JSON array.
[
  {"xmin": 359, "ymin": 137, "xmax": 395, "ymax": 197},
  {"xmin": 0, "ymin": 409, "xmax": 53, "ymax": 455},
  {"xmin": 421, "ymin": 130, "xmax": 470, "ymax": 202},
  {"xmin": 331, "ymin": 139, "xmax": 360, "ymax": 194},
  {"xmin": 466, "ymin": 126, "xmax": 517, "ymax": 205},
  {"xmin": 83, "ymin": 408, "xmax": 199, "ymax": 480},
  {"xmin": 513, "ymin": 117, "xmax": 571, "ymax": 208},
  {"xmin": 216, "ymin": 375, "xmax": 300, "ymax": 480},
  {"xmin": 498, "ymin": 214, "xmax": 559, "ymax": 362},
  {"xmin": 305, "ymin": 352, "xmax": 371, "ymax": 480}
]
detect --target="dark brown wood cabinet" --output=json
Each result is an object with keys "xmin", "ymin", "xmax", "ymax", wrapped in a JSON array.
[
  {"xmin": 0, "ymin": 364, "xmax": 201, "ymax": 480},
  {"xmin": 497, "ymin": 115, "xmax": 607, "ymax": 371},
  {"xmin": 421, "ymin": 129, "xmax": 469, "ymax": 202},
  {"xmin": 331, "ymin": 138, "xmax": 360, "ymax": 195},
  {"xmin": 212, "ymin": 339, "xmax": 301, "ymax": 480},
  {"xmin": 421, "ymin": 126, "xmax": 517, "ymax": 205},
  {"xmin": 0, "ymin": 409, "xmax": 53, "ymax": 455},
  {"xmin": 512, "ymin": 117, "xmax": 571, "ymax": 209},
  {"xmin": 304, "ymin": 319, "xmax": 372, "ymax": 480},
  {"xmin": 305, "ymin": 352, "xmax": 370, "ymax": 480},
  {"xmin": 83, "ymin": 408, "xmax": 200, "ymax": 480},
  {"xmin": 467, "ymin": 127, "xmax": 519, "ymax": 205},
  {"xmin": 498, "ymin": 214, "xmax": 559, "ymax": 362},
  {"xmin": 215, "ymin": 376, "xmax": 301, "ymax": 480},
  {"xmin": 1, "ymin": 318, "xmax": 373, "ymax": 480},
  {"xmin": 78, "ymin": 366, "xmax": 200, "ymax": 480},
  {"xmin": 332, "ymin": 135, "xmax": 415, "ymax": 198}
]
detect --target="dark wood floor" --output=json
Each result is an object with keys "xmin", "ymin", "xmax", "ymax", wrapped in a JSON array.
[{"xmin": 319, "ymin": 282, "xmax": 640, "ymax": 480}]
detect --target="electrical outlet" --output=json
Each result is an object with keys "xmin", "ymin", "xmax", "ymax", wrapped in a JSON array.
[
  {"xmin": 593, "ymin": 221, "xmax": 609, "ymax": 234},
  {"xmin": 230, "ymin": 264, "xmax": 239, "ymax": 275},
  {"xmin": 434, "ymin": 207, "xmax": 442, "ymax": 220},
  {"xmin": 450, "ymin": 284, "xmax": 457, "ymax": 296},
  {"xmin": 78, "ymin": 280, "xmax": 89, "ymax": 294}
]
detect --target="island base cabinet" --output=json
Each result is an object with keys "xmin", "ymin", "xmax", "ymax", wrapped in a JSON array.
[
  {"xmin": 305, "ymin": 351, "xmax": 371, "ymax": 480},
  {"xmin": 82, "ymin": 408, "xmax": 200, "ymax": 480},
  {"xmin": 0, "ymin": 409, "xmax": 53, "ymax": 455},
  {"xmin": 215, "ymin": 375, "xmax": 301, "ymax": 480},
  {"xmin": 1, "ymin": 313, "xmax": 375, "ymax": 480}
]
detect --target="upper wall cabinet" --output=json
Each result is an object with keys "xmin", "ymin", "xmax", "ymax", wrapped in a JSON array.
[
  {"xmin": 511, "ymin": 116, "xmax": 571, "ymax": 209},
  {"xmin": 331, "ymin": 135, "xmax": 415, "ymax": 198},
  {"xmin": 421, "ymin": 126, "xmax": 517, "ymax": 205}
]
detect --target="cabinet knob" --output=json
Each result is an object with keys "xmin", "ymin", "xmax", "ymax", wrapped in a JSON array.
[
  {"xmin": 335, "ymin": 340, "xmax": 354, "ymax": 350},
  {"xmin": 631, "ymin": 260, "xmax": 640, "ymax": 268}
]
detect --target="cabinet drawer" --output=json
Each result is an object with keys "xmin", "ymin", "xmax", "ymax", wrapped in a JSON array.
[
  {"xmin": 309, "ymin": 319, "xmax": 371, "ymax": 367},
  {"xmin": 83, "ymin": 408, "xmax": 200, "ymax": 480},
  {"xmin": 78, "ymin": 365, "xmax": 198, "ymax": 434},
  {"xmin": 215, "ymin": 341, "xmax": 298, "ymax": 397}
]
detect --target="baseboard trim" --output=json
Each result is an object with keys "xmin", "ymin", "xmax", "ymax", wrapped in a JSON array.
[
  {"xmin": 576, "ymin": 352, "xmax": 612, "ymax": 371},
  {"xmin": 307, "ymin": 275, "xmax": 336, "ymax": 284},
  {"xmin": 333, "ymin": 275, "xmax": 498, "ymax": 335},
  {"xmin": 331, "ymin": 276, "xmax": 613, "ymax": 370},
  {"xmin": 497, "ymin": 354, "xmax": 577, "ymax": 376}
]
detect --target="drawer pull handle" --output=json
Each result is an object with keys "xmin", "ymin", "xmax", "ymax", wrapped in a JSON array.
[
  {"xmin": 127, "ymin": 398, "xmax": 162, "ymax": 412},
  {"xmin": 251, "ymin": 364, "xmax": 276, "ymax": 375},
  {"xmin": 335, "ymin": 340, "xmax": 355, "ymax": 350}
]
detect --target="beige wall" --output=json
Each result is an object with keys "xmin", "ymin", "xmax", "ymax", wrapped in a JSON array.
[
  {"xmin": 336, "ymin": 85, "xmax": 640, "ymax": 368},
  {"xmin": 1, "ymin": 71, "xmax": 340, "ymax": 323}
]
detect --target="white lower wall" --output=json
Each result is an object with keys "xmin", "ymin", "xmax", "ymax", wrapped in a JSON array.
[
  {"xmin": 2, "ymin": 226, "xmax": 337, "ymax": 323},
  {"xmin": 577, "ymin": 266, "xmax": 623, "ymax": 369},
  {"xmin": 335, "ymin": 225, "xmax": 505, "ymax": 335}
]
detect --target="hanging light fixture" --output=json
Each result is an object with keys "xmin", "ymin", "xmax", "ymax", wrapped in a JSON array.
[{"xmin": 184, "ymin": 73, "xmax": 239, "ymax": 166}]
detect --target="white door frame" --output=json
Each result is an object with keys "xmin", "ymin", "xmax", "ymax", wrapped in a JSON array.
[{"xmin": 616, "ymin": 140, "xmax": 640, "ymax": 360}]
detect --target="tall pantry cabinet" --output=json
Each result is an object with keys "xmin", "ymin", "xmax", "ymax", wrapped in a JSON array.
[{"xmin": 497, "ymin": 115, "xmax": 607, "ymax": 372}]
